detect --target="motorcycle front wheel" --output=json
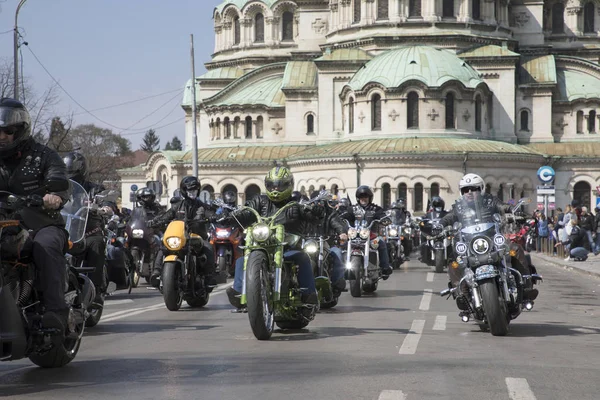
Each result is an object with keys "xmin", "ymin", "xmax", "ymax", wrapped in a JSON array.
[
  {"xmin": 216, "ymin": 256, "xmax": 229, "ymax": 284},
  {"xmin": 162, "ymin": 262, "xmax": 183, "ymax": 311},
  {"xmin": 246, "ymin": 251, "xmax": 275, "ymax": 340},
  {"xmin": 479, "ymin": 279, "xmax": 509, "ymax": 336},
  {"xmin": 434, "ymin": 249, "xmax": 445, "ymax": 273},
  {"xmin": 349, "ymin": 256, "xmax": 363, "ymax": 298}
]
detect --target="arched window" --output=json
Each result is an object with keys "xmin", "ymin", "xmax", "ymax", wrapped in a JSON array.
[
  {"xmin": 349, "ymin": 98, "xmax": 355, "ymax": 133},
  {"xmin": 224, "ymin": 117, "xmax": 231, "ymax": 138},
  {"xmin": 282, "ymin": 11, "xmax": 294, "ymax": 41},
  {"xmin": 201, "ymin": 184, "xmax": 215, "ymax": 199},
  {"xmin": 445, "ymin": 92, "xmax": 455, "ymax": 129},
  {"xmin": 245, "ymin": 116, "xmax": 252, "ymax": 139},
  {"xmin": 255, "ymin": 13, "xmax": 265, "ymax": 43},
  {"xmin": 233, "ymin": 116, "xmax": 241, "ymax": 138},
  {"xmin": 256, "ymin": 116, "xmax": 264, "ymax": 138},
  {"xmin": 588, "ymin": 110, "xmax": 596, "ymax": 133},
  {"xmin": 307, "ymin": 114, "xmax": 315, "ymax": 134},
  {"xmin": 577, "ymin": 110, "xmax": 584, "ymax": 133},
  {"xmin": 443, "ymin": 0, "xmax": 454, "ymax": 18},
  {"xmin": 215, "ymin": 118, "xmax": 221, "ymax": 140},
  {"xmin": 222, "ymin": 184, "xmax": 238, "ymax": 206},
  {"xmin": 475, "ymin": 95, "xmax": 482, "ymax": 132},
  {"xmin": 497, "ymin": 184, "xmax": 504, "ymax": 202},
  {"xmin": 209, "ymin": 120, "xmax": 214, "ymax": 139},
  {"xmin": 377, "ymin": 0, "xmax": 389, "ymax": 20},
  {"xmin": 245, "ymin": 184, "xmax": 262, "ymax": 202},
  {"xmin": 520, "ymin": 110, "xmax": 529, "ymax": 132},
  {"xmin": 552, "ymin": 3, "xmax": 564, "ymax": 34},
  {"xmin": 485, "ymin": 183, "xmax": 491, "ymax": 194},
  {"xmin": 407, "ymin": 92, "xmax": 419, "ymax": 128},
  {"xmin": 382, "ymin": 183, "xmax": 391, "ymax": 208},
  {"xmin": 233, "ymin": 16, "xmax": 241, "ymax": 45},
  {"xmin": 472, "ymin": 0, "xmax": 481, "ymax": 20},
  {"xmin": 371, "ymin": 94, "xmax": 382, "ymax": 131},
  {"xmin": 409, "ymin": 0, "xmax": 421, "ymax": 17},
  {"xmin": 430, "ymin": 183, "xmax": 440, "ymax": 198},
  {"xmin": 414, "ymin": 183, "xmax": 424, "ymax": 212},
  {"xmin": 398, "ymin": 183, "xmax": 407, "ymax": 203},
  {"xmin": 331, "ymin": 184, "xmax": 339, "ymax": 195},
  {"xmin": 354, "ymin": 0, "xmax": 361, "ymax": 23},
  {"xmin": 584, "ymin": 2, "xmax": 595, "ymax": 33},
  {"xmin": 574, "ymin": 181, "xmax": 591, "ymax": 210}
]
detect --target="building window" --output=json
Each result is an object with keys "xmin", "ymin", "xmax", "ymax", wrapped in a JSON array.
[
  {"xmin": 475, "ymin": 95, "xmax": 482, "ymax": 132},
  {"xmin": 224, "ymin": 117, "xmax": 231, "ymax": 138},
  {"xmin": 256, "ymin": 116, "xmax": 264, "ymax": 138},
  {"xmin": 443, "ymin": 0, "xmax": 454, "ymax": 18},
  {"xmin": 234, "ymin": 16, "xmax": 241, "ymax": 45},
  {"xmin": 445, "ymin": 92, "xmax": 455, "ymax": 129},
  {"xmin": 245, "ymin": 184, "xmax": 261, "ymax": 202},
  {"xmin": 584, "ymin": 2, "xmax": 595, "ymax": 33},
  {"xmin": 552, "ymin": 3, "xmax": 564, "ymax": 34},
  {"xmin": 377, "ymin": 0, "xmax": 389, "ymax": 20},
  {"xmin": 255, "ymin": 13, "xmax": 265, "ymax": 43},
  {"xmin": 472, "ymin": 0, "xmax": 481, "ymax": 21},
  {"xmin": 588, "ymin": 110, "xmax": 596, "ymax": 133},
  {"xmin": 215, "ymin": 118, "xmax": 221, "ymax": 140},
  {"xmin": 398, "ymin": 183, "xmax": 407, "ymax": 202},
  {"xmin": 382, "ymin": 183, "xmax": 391, "ymax": 208},
  {"xmin": 282, "ymin": 11, "xmax": 294, "ymax": 41},
  {"xmin": 414, "ymin": 183, "xmax": 424, "ymax": 212},
  {"xmin": 431, "ymin": 183, "xmax": 440, "ymax": 198},
  {"xmin": 497, "ymin": 184, "xmax": 504, "ymax": 202},
  {"xmin": 245, "ymin": 116, "xmax": 252, "ymax": 139},
  {"xmin": 577, "ymin": 110, "xmax": 584, "ymax": 133},
  {"xmin": 233, "ymin": 116, "xmax": 241, "ymax": 138},
  {"xmin": 371, "ymin": 94, "xmax": 382, "ymax": 131},
  {"xmin": 574, "ymin": 181, "xmax": 591, "ymax": 210},
  {"xmin": 307, "ymin": 114, "xmax": 315, "ymax": 134},
  {"xmin": 349, "ymin": 98, "xmax": 355, "ymax": 133},
  {"xmin": 407, "ymin": 92, "xmax": 419, "ymax": 128},
  {"xmin": 520, "ymin": 110, "xmax": 529, "ymax": 132},
  {"xmin": 353, "ymin": 0, "xmax": 361, "ymax": 23},
  {"xmin": 409, "ymin": 0, "xmax": 421, "ymax": 17}
]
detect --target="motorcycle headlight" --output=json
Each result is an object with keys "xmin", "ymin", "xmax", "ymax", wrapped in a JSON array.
[
  {"xmin": 471, "ymin": 237, "xmax": 491, "ymax": 255},
  {"xmin": 360, "ymin": 228, "xmax": 370, "ymax": 240},
  {"xmin": 166, "ymin": 237, "xmax": 182, "ymax": 250},
  {"xmin": 216, "ymin": 229, "xmax": 231, "ymax": 239},
  {"xmin": 132, "ymin": 229, "xmax": 144, "ymax": 239},
  {"xmin": 252, "ymin": 223, "xmax": 270, "ymax": 242},
  {"xmin": 304, "ymin": 240, "xmax": 318, "ymax": 254},
  {"xmin": 388, "ymin": 228, "xmax": 398, "ymax": 237},
  {"xmin": 348, "ymin": 228, "xmax": 358, "ymax": 239},
  {"xmin": 404, "ymin": 227, "xmax": 412, "ymax": 234}
]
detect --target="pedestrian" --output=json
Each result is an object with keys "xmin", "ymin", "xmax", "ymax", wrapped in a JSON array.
[
  {"xmin": 557, "ymin": 219, "xmax": 592, "ymax": 261},
  {"xmin": 578, "ymin": 206, "xmax": 597, "ymax": 253},
  {"xmin": 560, "ymin": 204, "xmax": 574, "ymax": 242},
  {"xmin": 536, "ymin": 213, "xmax": 549, "ymax": 253},
  {"xmin": 553, "ymin": 207, "xmax": 564, "ymax": 244}
]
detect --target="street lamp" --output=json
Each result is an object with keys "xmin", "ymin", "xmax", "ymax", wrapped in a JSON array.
[{"xmin": 14, "ymin": 0, "xmax": 29, "ymax": 101}]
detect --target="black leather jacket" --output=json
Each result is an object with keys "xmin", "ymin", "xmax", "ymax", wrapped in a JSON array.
[
  {"xmin": 151, "ymin": 197, "xmax": 214, "ymax": 240},
  {"xmin": 346, "ymin": 202, "xmax": 387, "ymax": 232},
  {"xmin": 0, "ymin": 139, "xmax": 70, "ymax": 231},
  {"xmin": 306, "ymin": 203, "xmax": 346, "ymax": 237},
  {"xmin": 82, "ymin": 181, "xmax": 107, "ymax": 236},
  {"xmin": 579, "ymin": 213, "xmax": 595, "ymax": 232}
]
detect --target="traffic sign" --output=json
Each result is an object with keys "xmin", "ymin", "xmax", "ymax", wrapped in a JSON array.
[
  {"xmin": 131, "ymin": 184, "xmax": 139, "ymax": 192},
  {"xmin": 537, "ymin": 203, "xmax": 544, "ymax": 210},
  {"xmin": 199, "ymin": 190, "xmax": 212, "ymax": 203},
  {"xmin": 537, "ymin": 166, "xmax": 555, "ymax": 183},
  {"xmin": 549, "ymin": 203, "xmax": 556, "ymax": 210},
  {"xmin": 537, "ymin": 185, "xmax": 555, "ymax": 195}
]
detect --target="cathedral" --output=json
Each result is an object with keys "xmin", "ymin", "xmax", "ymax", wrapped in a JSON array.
[{"xmin": 118, "ymin": 0, "xmax": 600, "ymax": 214}]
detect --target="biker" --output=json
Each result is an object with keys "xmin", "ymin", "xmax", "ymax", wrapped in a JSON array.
[
  {"xmin": 389, "ymin": 199, "xmax": 410, "ymax": 226},
  {"xmin": 224, "ymin": 166, "xmax": 322, "ymax": 309},
  {"xmin": 0, "ymin": 97, "xmax": 71, "ymax": 332},
  {"xmin": 215, "ymin": 190, "xmax": 237, "ymax": 216},
  {"xmin": 346, "ymin": 185, "xmax": 393, "ymax": 279},
  {"xmin": 148, "ymin": 176, "xmax": 216, "ymax": 287},
  {"xmin": 419, "ymin": 196, "xmax": 449, "ymax": 262},
  {"xmin": 136, "ymin": 187, "xmax": 163, "ymax": 216}
]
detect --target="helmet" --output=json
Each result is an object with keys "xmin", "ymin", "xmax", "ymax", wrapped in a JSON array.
[
  {"xmin": 136, "ymin": 187, "xmax": 156, "ymax": 206},
  {"xmin": 223, "ymin": 191, "xmax": 236, "ymax": 206},
  {"xmin": 179, "ymin": 176, "xmax": 201, "ymax": 200},
  {"xmin": 431, "ymin": 196, "xmax": 445, "ymax": 211},
  {"xmin": 310, "ymin": 191, "xmax": 320, "ymax": 200},
  {"xmin": 0, "ymin": 98, "xmax": 32, "ymax": 158},
  {"xmin": 459, "ymin": 173, "xmax": 485, "ymax": 195},
  {"xmin": 291, "ymin": 191, "xmax": 302, "ymax": 202},
  {"xmin": 339, "ymin": 198, "xmax": 350, "ymax": 208},
  {"xmin": 63, "ymin": 152, "xmax": 88, "ymax": 184},
  {"xmin": 393, "ymin": 199, "xmax": 405, "ymax": 210},
  {"xmin": 355, "ymin": 185, "xmax": 373, "ymax": 204},
  {"xmin": 265, "ymin": 166, "xmax": 294, "ymax": 203}
]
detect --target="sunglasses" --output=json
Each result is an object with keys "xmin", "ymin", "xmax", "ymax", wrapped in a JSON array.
[{"xmin": 0, "ymin": 126, "xmax": 18, "ymax": 136}]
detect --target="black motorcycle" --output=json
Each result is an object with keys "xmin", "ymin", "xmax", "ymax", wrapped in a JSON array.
[
  {"xmin": 418, "ymin": 212, "xmax": 453, "ymax": 273},
  {"xmin": 125, "ymin": 207, "xmax": 161, "ymax": 285}
]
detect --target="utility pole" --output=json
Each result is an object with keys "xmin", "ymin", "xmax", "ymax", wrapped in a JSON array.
[
  {"xmin": 14, "ymin": 0, "xmax": 28, "ymax": 100},
  {"xmin": 190, "ymin": 34, "xmax": 199, "ymax": 178}
]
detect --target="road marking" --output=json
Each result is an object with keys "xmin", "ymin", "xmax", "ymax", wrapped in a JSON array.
[
  {"xmin": 432, "ymin": 315, "xmax": 447, "ymax": 331},
  {"xmin": 426, "ymin": 272, "xmax": 434, "ymax": 282},
  {"xmin": 378, "ymin": 390, "xmax": 407, "ymax": 400},
  {"xmin": 104, "ymin": 299, "xmax": 134, "ymax": 306},
  {"xmin": 399, "ymin": 319, "xmax": 425, "ymax": 355},
  {"xmin": 506, "ymin": 378, "xmax": 537, "ymax": 400},
  {"xmin": 419, "ymin": 289, "xmax": 433, "ymax": 311}
]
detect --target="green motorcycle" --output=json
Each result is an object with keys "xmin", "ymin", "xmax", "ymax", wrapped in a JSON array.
[{"xmin": 234, "ymin": 204, "xmax": 318, "ymax": 340}]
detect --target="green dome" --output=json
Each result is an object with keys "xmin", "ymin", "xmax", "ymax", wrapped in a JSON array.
[
  {"xmin": 556, "ymin": 68, "xmax": 600, "ymax": 102},
  {"xmin": 348, "ymin": 46, "xmax": 484, "ymax": 91},
  {"xmin": 215, "ymin": 0, "xmax": 278, "ymax": 14}
]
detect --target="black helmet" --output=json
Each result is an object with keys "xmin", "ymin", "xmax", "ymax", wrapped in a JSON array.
[
  {"xmin": 310, "ymin": 191, "xmax": 320, "ymax": 200},
  {"xmin": 180, "ymin": 176, "xmax": 201, "ymax": 200},
  {"xmin": 339, "ymin": 198, "xmax": 350, "ymax": 208},
  {"xmin": 355, "ymin": 185, "xmax": 373, "ymax": 204},
  {"xmin": 0, "ymin": 98, "xmax": 32, "ymax": 158},
  {"xmin": 392, "ymin": 199, "xmax": 405, "ymax": 210},
  {"xmin": 136, "ymin": 187, "xmax": 156, "ymax": 206},
  {"xmin": 291, "ymin": 191, "xmax": 302, "ymax": 202},
  {"xmin": 431, "ymin": 196, "xmax": 445, "ymax": 210},
  {"xmin": 63, "ymin": 151, "xmax": 88, "ymax": 184},
  {"xmin": 223, "ymin": 191, "xmax": 236, "ymax": 206}
]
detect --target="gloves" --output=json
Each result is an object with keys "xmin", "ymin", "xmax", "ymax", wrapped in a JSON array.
[{"xmin": 147, "ymin": 220, "xmax": 155, "ymax": 229}]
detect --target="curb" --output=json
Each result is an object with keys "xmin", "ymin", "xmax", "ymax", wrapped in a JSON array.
[{"xmin": 530, "ymin": 253, "xmax": 600, "ymax": 280}]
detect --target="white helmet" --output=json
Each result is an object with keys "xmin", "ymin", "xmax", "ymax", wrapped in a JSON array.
[{"xmin": 459, "ymin": 173, "xmax": 485, "ymax": 194}]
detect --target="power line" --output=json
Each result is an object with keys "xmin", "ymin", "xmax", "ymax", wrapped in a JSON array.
[
  {"xmin": 118, "ymin": 90, "xmax": 182, "ymax": 133},
  {"xmin": 68, "ymin": 88, "xmax": 182, "ymax": 117},
  {"xmin": 120, "ymin": 117, "xmax": 185, "ymax": 137},
  {"xmin": 0, "ymin": 29, "xmax": 13, "ymax": 35}
]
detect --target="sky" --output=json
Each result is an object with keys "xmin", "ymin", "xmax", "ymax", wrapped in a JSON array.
[{"xmin": 0, "ymin": 0, "xmax": 219, "ymax": 149}]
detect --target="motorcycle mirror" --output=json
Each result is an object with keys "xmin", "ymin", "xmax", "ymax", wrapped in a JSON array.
[
  {"xmin": 519, "ymin": 197, "xmax": 532, "ymax": 204},
  {"xmin": 45, "ymin": 177, "xmax": 70, "ymax": 192},
  {"xmin": 7, "ymin": 195, "xmax": 18, "ymax": 204}
]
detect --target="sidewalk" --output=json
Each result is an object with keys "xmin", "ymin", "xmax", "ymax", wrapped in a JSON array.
[{"xmin": 530, "ymin": 252, "xmax": 600, "ymax": 279}]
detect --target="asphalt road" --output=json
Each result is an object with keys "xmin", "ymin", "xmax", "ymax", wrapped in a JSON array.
[{"xmin": 1, "ymin": 257, "xmax": 599, "ymax": 400}]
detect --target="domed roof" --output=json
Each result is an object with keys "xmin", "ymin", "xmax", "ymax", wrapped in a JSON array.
[
  {"xmin": 215, "ymin": 0, "xmax": 278, "ymax": 14},
  {"xmin": 556, "ymin": 68, "xmax": 600, "ymax": 102},
  {"xmin": 348, "ymin": 46, "xmax": 484, "ymax": 92}
]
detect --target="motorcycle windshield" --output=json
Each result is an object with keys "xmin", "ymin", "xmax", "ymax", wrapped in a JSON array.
[
  {"xmin": 128, "ymin": 207, "xmax": 148, "ymax": 231},
  {"xmin": 455, "ymin": 192, "xmax": 498, "ymax": 240},
  {"xmin": 60, "ymin": 180, "xmax": 89, "ymax": 243}
]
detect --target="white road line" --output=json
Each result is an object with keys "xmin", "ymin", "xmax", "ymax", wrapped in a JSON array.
[
  {"xmin": 426, "ymin": 272, "xmax": 434, "ymax": 282},
  {"xmin": 419, "ymin": 289, "xmax": 433, "ymax": 311},
  {"xmin": 506, "ymin": 378, "xmax": 537, "ymax": 400},
  {"xmin": 104, "ymin": 299, "xmax": 134, "ymax": 306},
  {"xmin": 399, "ymin": 319, "xmax": 425, "ymax": 355},
  {"xmin": 432, "ymin": 315, "xmax": 447, "ymax": 331},
  {"xmin": 378, "ymin": 390, "xmax": 407, "ymax": 400}
]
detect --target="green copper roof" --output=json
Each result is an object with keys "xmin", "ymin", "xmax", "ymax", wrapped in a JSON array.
[
  {"xmin": 199, "ymin": 67, "xmax": 246, "ymax": 81},
  {"xmin": 215, "ymin": 0, "xmax": 277, "ymax": 14},
  {"xmin": 183, "ymin": 145, "xmax": 311, "ymax": 163},
  {"xmin": 519, "ymin": 55, "xmax": 557, "ymax": 86},
  {"xmin": 556, "ymin": 68, "xmax": 600, "ymax": 102},
  {"xmin": 206, "ymin": 74, "xmax": 285, "ymax": 108},
  {"xmin": 526, "ymin": 142, "xmax": 600, "ymax": 158},
  {"xmin": 348, "ymin": 46, "xmax": 484, "ymax": 91},
  {"xmin": 315, "ymin": 48, "xmax": 373, "ymax": 62},
  {"xmin": 458, "ymin": 45, "xmax": 520, "ymax": 58},
  {"xmin": 282, "ymin": 62, "xmax": 318, "ymax": 90}
]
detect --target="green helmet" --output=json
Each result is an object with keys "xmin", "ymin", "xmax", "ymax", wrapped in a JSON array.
[{"xmin": 265, "ymin": 166, "xmax": 294, "ymax": 203}]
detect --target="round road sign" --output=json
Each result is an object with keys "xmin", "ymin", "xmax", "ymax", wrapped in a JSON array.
[{"xmin": 537, "ymin": 166, "xmax": 555, "ymax": 183}]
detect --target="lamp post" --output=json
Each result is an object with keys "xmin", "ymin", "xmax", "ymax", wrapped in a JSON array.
[{"xmin": 13, "ymin": 0, "xmax": 28, "ymax": 101}]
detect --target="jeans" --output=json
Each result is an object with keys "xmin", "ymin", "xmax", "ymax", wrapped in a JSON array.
[
  {"xmin": 378, "ymin": 238, "xmax": 390, "ymax": 270},
  {"xmin": 233, "ymin": 250, "xmax": 316, "ymax": 294},
  {"xmin": 584, "ymin": 230, "xmax": 596, "ymax": 252},
  {"xmin": 328, "ymin": 246, "xmax": 345, "ymax": 284},
  {"xmin": 33, "ymin": 226, "xmax": 69, "ymax": 311},
  {"xmin": 570, "ymin": 247, "xmax": 589, "ymax": 261}
]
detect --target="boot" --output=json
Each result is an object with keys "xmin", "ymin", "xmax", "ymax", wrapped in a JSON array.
[
  {"xmin": 381, "ymin": 266, "xmax": 393, "ymax": 280},
  {"xmin": 301, "ymin": 292, "xmax": 319, "ymax": 306},
  {"xmin": 226, "ymin": 287, "xmax": 244, "ymax": 309},
  {"xmin": 42, "ymin": 308, "xmax": 69, "ymax": 333},
  {"xmin": 150, "ymin": 268, "xmax": 161, "ymax": 288},
  {"xmin": 523, "ymin": 288, "xmax": 539, "ymax": 301}
]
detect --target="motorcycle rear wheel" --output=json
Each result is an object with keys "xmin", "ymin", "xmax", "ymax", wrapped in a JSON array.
[
  {"xmin": 162, "ymin": 262, "xmax": 183, "ymax": 311},
  {"xmin": 246, "ymin": 251, "xmax": 275, "ymax": 340},
  {"xmin": 479, "ymin": 279, "xmax": 509, "ymax": 336}
]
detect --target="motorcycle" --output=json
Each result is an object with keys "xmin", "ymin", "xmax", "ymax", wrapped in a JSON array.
[
  {"xmin": 344, "ymin": 206, "xmax": 392, "ymax": 297},
  {"xmin": 0, "ymin": 178, "xmax": 95, "ymax": 367},
  {"xmin": 439, "ymin": 196, "xmax": 543, "ymax": 336},
  {"xmin": 383, "ymin": 215, "xmax": 404, "ymax": 269},
  {"xmin": 125, "ymin": 207, "xmax": 160, "ymax": 285},
  {"xmin": 210, "ymin": 199, "xmax": 243, "ymax": 282},
  {"xmin": 418, "ymin": 213, "xmax": 453, "ymax": 273}
]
